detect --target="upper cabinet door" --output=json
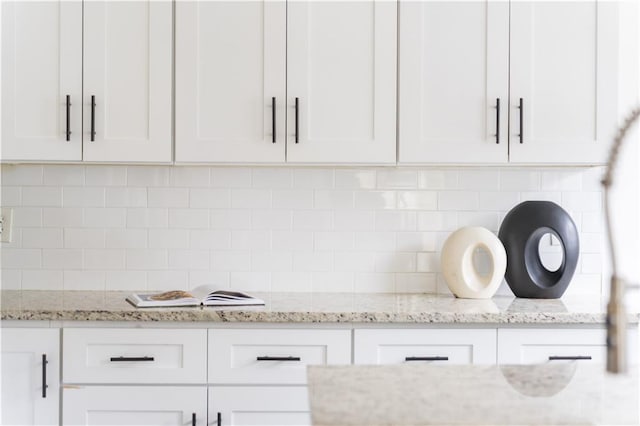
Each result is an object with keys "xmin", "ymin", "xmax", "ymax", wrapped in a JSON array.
[
  {"xmin": 1, "ymin": 1, "xmax": 82, "ymax": 161},
  {"xmin": 287, "ymin": 1, "xmax": 397, "ymax": 164},
  {"xmin": 175, "ymin": 1, "xmax": 286, "ymax": 163},
  {"xmin": 82, "ymin": 1, "xmax": 172, "ymax": 163},
  {"xmin": 509, "ymin": 1, "xmax": 619, "ymax": 164},
  {"xmin": 398, "ymin": 1, "xmax": 509, "ymax": 164}
]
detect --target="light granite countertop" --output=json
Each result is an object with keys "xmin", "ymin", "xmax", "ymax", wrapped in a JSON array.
[
  {"xmin": 1, "ymin": 290, "xmax": 638, "ymax": 323},
  {"xmin": 307, "ymin": 364, "xmax": 639, "ymax": 425}
]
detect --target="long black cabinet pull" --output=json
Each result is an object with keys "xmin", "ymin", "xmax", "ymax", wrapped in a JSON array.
[
  {"xmin": 518, "ymin": 97, "xmax": 523, "ymax": 144},
  {"xmin": 90, "ymin": 95, "xmax": 96, "ymax": 141},
  {"xmin": 295, "ymin": 97, "xmax": 299, "ymax": 144},
  {"xmin": 495, "ymin": 98, "xmax": 500, "ymax": 144},
  {"xmin": 65, "ymin": 95, "xmax": 71, "ymax": 141},
  {"xmin": 405, "ymin": 356, "xmax": 449, "ymax": 362},
  {"xmin": 191, "ymin": 412, "xmax": 196, "ymax": 426},
  {"xmin": 256, "ymin": 356, "xmax": 301, "ymax": 362},
  {"xmin": 217, "ymin": 412, "xmax": 221, "ymax": 426},
  {"xmin": 109, "ymin": 356, "xmax": 155, "ymax": 362},
  {"xmin": 272, "ymin": 97, "xmax": 276, "ymax": 143},
  {"xmin": 548, "ymin": 355, "xmax": 592, "ymax": 361},
  {"xmin": 42, "ymin": 354, "xmax": 48, "ymax": 398}
]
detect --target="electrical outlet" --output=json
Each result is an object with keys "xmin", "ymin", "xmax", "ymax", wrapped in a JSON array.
[{"xmin": 0, "ymin": 208, "xmax": 14, "ymax": 243}]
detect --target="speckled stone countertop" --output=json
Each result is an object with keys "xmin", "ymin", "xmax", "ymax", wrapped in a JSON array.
[
  {"xmin": 307, "ymin": 364, "xmax": 639, "ymax": 425},
  {"xmin": 1, "ymin": 290, "xmax": 638, "ymax": 323}
]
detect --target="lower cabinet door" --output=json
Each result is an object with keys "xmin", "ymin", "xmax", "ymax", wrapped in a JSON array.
[
  {"xmin": 1, "ymin": 328, "xmax": 60, "ymax": 426},
  {"xmin": 209, "ymin": 386, "xmax": 310, "ymax": 426},
  {"xmin": 62, "ymin": 386, "xmax": 207, "ymax": 425}
]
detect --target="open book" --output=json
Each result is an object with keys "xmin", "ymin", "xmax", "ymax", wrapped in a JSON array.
[{"xmin": 126, "ymin": 285, "xmax": 264, "ymax": 308}]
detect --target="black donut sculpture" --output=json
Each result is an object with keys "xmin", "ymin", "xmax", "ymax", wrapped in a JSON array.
[{"xmin": 498, "ymin": 201, "xmax": 579, "ymax": 299}]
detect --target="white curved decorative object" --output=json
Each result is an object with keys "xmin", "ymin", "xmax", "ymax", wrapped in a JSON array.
[{"xmin": 440, "ymin": 227, "xmax": 507, "ymax": 299}]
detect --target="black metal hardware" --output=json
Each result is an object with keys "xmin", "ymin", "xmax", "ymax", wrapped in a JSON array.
[
  {"xmin": 548, "ymin": 355, "xmax": 592, "ymax": 361},
  {"xmin": 405, "ymin": 356, "xmax": 449, "ymax": 362},
  {"xmin": 91, "ymin": 95, "xmax": 96, "ymax": 141},
  {"xmin": 518, "ymin": 97, "xmax": 523, "ymax": 144},
  {"xmin": 42, "ymin": 354, "xmax": 48, "ymax": 398},
  {"xmin": 217, "ymin": 412, "xmax": 221, "ymax": 426},
  {"xmin": 295, "ymin": 97, "xmax": 299, "ymax": 144},
  {"xmin": 65, "ymin": 95, "xmax": 71, "ymax": 141},
  {"xmin": 256, "ymin": 356, "xmax": 301, "ymax": 361},
  {"xmin": 109, "ymin": 356, "xmax": 155, "ymax": 362},
  {"xmin": 192, "ymin": 412, "xmax": 196, "ymax": 426},
  {"xmin": 495, "ymin": 98, "xmax": 500, "ymax": 144},
  {"xmin": 272, "ymin": 97, "xmax": 276, "ymax": 143}
]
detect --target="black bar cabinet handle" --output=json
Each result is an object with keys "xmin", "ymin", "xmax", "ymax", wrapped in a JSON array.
[
  {"xmin": 217, "ymin": 412, "xmax": 221, "ymax": 426},
  {"xmin": 192, "ymin": 412, "xmax": 196, "ymax": 426},
  {"xmin": 548, "ymin": 355, "xmax": 592, "ymax": 361},
  {"xmin": 91, "ymin": 95, "xmax": 96, "ymax": 141},
  {"xmin": 405, "ymin": 356, "xmax": 449, "ymax": 362},
  {"xmin": 42, "ymin": 354, "xmax": 48, "ymax": 398},
  {"xmin": 518, "ymin": 97, "xmax": 523, "ymax": 144},
  {"xmin": 109, "ymin": 356, "xmax": 155, "ymax": 362},
  {"xmin": 295, "ymin": 97, "xmax": 299, "ymax": 144},
  {"xmin": 65, "ymin": 95, "xmax": 71, "ymax": 141},
  {"xmin": 256, "ymin": 356, "xmax": 301, "ymax": 362},
  {"xmin": 495, "ymin": 98, "xmax": 500, "ymax": 144},
  {"xmin": 272, "ymin": 97, "xmax": 276, "ymax": 143}
]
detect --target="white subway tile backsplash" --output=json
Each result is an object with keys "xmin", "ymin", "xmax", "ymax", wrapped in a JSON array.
[
  {"xmin": 1, "ymin": 164, "xmax": 611, "ymax": 296},
  {"xmin": 105, "ymin": 187, "xmax": 147, "ymax": 207},
  {"xmin": 63, "ymin": 187, "xmax": 104, "ymax": 207},
  {"xmin": 24, "ymin": 186, "xmax": 62, "ymax": 207},
  {"xmin": 1, "ymin": 269, "xmax": 21, "ymax": 290},
  {"xmin": 22, "ymin": 228, "xmax": 62, "ymax": 249}
]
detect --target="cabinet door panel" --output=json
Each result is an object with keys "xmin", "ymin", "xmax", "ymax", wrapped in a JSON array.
[
  {"xmin": 509, "ymin": 1, "xmax": 619, "ymax": 164},
  {"xmin": 287, "ymin": 1, "xmax": 396, "ymax": 164},
  {"xmin": 1, "ymin": 328, "xmax": 59, "ymax": 426},
  {"xmin": 1, "ymin": 1, "xmax": 82, "ymax": 161},
  {"xmin": 83, "ymin": 0, "xmax": 172, "ymax": 162},
  {"xmin": 399, "ymin": 1, "xmax": 509, "ymax": 164},
  {"xmin": 176, "ymin": 1, "xmax": 286, "ymax": 163},
  {"xmin": 63, "ymin": 386, "xmax": 206, "ymax": 425}
]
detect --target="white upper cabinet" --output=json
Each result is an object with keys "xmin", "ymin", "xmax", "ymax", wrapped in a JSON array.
[
  {"xmin": 1, "ymin": 0, "xmax": 172, "ymax": 163},
  {"xmin": 83, "ymin": 1, "xmax": 172, "ymax": 163},
  {"xmin": 175, "ymin": 1, "xmax": 286, "ymax": 163},
  {"xmin": 509, "ymin": 1, "xmax": 619, "ymax": 164},
  {"xmin": 287, "ymin": 1, "xmax": 397, "ymax": 164},
  {"xmin": 1, "ymin": 1, "xmax": 82, "ymax": 161},
  {"xmin": 399, "ymin": 1, "xmax": 509, "ymax": 164}
]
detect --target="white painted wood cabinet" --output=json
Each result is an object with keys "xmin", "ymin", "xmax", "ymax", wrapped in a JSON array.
[
  {"xmin": 176, "ymin": 0, "xmax": 397, "ymax": 164},
  {"xmin": 1, "ymin": 0, "xmax": 172, "ymax": 163},
  {"xmin": 1, "ymin": 328, "xmax": 60, "ymax": 426},
  {"xmin": 399, "ymin": 0, "xmax": 622, "ymax": 165}
]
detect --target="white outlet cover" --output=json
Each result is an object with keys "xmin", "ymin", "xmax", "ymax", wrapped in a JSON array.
[{"xmin": 1, "ymin": 208, "xmax": 13, "ymax": 243}]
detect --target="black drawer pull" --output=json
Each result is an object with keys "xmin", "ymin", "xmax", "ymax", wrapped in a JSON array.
[
  {"xmin": 548, "ymin": 355, "xmax": 592, "ymax": 361},
  {"xmin": 405, "ymin": 356, "xmax": 449, "ymax": 362},
  {"xmin": 217, "ymin": 412, "xmax": 221, "ymax": 426},
  {"xmin": 295, "ymin": 97, "xmax": 299, "ymax": 144},
  {"xmin": 192, "ymin": 412, "xmax": 196, "ymax": 426},
  {"xmin": 90, "ymin": 95, "xmax": 96, "ymax": 141},
  {"xmin": 65, "ymin": 95, "xmax": 71, "ymax": 141},
  {"xmin": 517, "ymin": 97, "xmax": 523, "ymax": 144},
  {"xmin": 495, "ymin": 98, "xmax": 500, "ymax": 144},
  {"xmin": 272, "ymin": 97, "xmax": 277, "ymax": 143},
  {"xmin": 256, "ymin": 356, "xmax": 301, "ymax": 362},
  {"xmin": 109, "ymin": 356, "xmax": 155, "ymax": 362},
  {"xmin": 42, "ymin": 354, "xmax": 48, "ymax": 398}
]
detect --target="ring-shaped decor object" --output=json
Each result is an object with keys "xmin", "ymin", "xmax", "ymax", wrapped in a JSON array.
[
  {"xmin": 498, "ymin": 201, "xmax": 579, "ymax": 299},
  {"xmin": 440, "ymin": 227, "xmax": 507, "ymax": 299}
]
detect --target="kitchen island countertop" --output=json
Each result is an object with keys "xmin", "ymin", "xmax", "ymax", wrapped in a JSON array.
[{"xmin": 1, "ymin": 290, "xmax": 638, "ymax": 324}]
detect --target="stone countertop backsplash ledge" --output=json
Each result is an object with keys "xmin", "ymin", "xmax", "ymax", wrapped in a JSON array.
[{"xmin": 1, "ymin": 290, "xmax": 638, "ymax": 323}]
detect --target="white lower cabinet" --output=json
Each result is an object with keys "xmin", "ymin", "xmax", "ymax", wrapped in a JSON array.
[
  {"xmin": 354, "ymin": 328, "xmax": 497, "ymax": 365},
  {"xmin": 62, "ymin": 386, "xmax": 207, "ymax": 426},
  {"xmin": 1, "ymin": 328, "xmax": 60, "ymax": 426},
  {"xmin": 209, "ymin": 386, "xmax": 310, "ymax": 426},
  {"xmin": 497, "ymin": 328, "xmax": 638, "ymax": 364}
]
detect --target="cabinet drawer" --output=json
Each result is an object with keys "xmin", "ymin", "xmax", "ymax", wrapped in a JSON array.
[
  {"xmin": 63, "ymin": 328, "xmax": 207, "ymax": 384},
  {"xmin": 208, "ymin": 329, "xmax": 351, "ymax": 384},
  {"xmin": 354, "ymin": 329, "xmax": 497, "ymax": 365},
  {"xmin": 209, "ymin": 386, "xmax": 310, "ymax": 426},
  {"xmin": 497, "ymin": 328, "xmax": 638, "ymax": 364}
]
